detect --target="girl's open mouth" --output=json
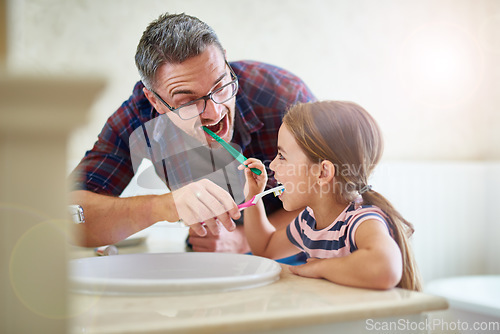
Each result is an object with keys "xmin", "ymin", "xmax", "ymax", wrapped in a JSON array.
[{"xmin": 275, "ymin": 181, "xmax": 285, "ymax": 200}]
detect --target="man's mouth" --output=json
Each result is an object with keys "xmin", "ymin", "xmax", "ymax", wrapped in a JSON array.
[
  {"xmin": 202, "ymin": 114, "xmax": 227, "ymax": 138},
  {"xmin": 204, "ymin": 119, "xmax": 223, "ymax": 135}
]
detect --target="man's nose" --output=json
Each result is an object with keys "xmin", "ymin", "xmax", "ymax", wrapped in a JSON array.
[{"xmin": 201, "ymin": 99, "xmax": 223, "ymax": 119}]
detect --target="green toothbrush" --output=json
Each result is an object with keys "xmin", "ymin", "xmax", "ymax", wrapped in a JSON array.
[{"xmin": 202, "ymin": 126, "xmax": 262, "ymax": 175}]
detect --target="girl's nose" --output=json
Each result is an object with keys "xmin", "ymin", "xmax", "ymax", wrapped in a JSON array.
[{"xmin": 269, "ymin": 156, "xmax": 277, "ymax": 172}]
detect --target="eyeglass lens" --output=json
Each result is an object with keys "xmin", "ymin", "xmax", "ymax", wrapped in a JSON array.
[{"xmin": 178, "ymin": 81, "xmax": 238, "ymax": 120}]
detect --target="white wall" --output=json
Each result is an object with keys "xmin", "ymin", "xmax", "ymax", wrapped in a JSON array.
[{"xmin": 371, "ymin": 161, "xmax": 500, "ymax": 283}]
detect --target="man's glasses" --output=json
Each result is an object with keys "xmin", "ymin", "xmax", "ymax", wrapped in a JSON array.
[{"xmin": 151, "ymin": 61, "xmax": 239, "ymax": 120}]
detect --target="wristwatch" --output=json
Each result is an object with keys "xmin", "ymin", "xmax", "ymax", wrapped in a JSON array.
[{"xmin": 68, "ymin": 205, "xmax": 85, "ymax": 224}]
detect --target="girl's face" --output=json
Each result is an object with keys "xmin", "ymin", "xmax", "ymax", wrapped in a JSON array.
[{"xmin": 269, "ymin": 124, "xmax": 319, "ymax": 211}]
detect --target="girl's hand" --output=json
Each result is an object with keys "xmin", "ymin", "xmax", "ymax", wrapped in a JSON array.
[
  {"xmin": 239, "ymin": 158, "xmax": 267, "ymax": 199},
  {"xmin": 288, "ymin": 257, "xmax": 323, "ymax": 279}
]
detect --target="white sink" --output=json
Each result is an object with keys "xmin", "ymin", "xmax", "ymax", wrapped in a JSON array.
[{"xmin": 69, "ymin": 252, "xmax": 281, "ymax": 295}]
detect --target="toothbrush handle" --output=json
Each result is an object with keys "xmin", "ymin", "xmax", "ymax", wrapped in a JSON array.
[
  {"xmin": 248, "ymin": 166, "xmax": 262, "ymax": 175},
  {"xmin": 237, "ymin": 197, "xmax": 257, "ymax": 211},
  {"xmin": 202, "ymin": 126, "xmax": 262, "ymax": 175}
]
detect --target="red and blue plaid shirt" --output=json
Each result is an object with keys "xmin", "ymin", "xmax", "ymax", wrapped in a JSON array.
[{"xmin": 70, "ymin": 60, "xmax": 316, "ymax": 214}]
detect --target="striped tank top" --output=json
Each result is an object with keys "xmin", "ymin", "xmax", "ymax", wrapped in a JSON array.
[{"xmin": 286, "ymin": 202, "xmax": 391, "ymax": 259}]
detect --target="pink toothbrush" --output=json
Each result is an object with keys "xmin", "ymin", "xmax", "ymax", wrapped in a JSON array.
[{"xmin": 237, "ymin": 185, "xmax": 285, "ymax": 211}]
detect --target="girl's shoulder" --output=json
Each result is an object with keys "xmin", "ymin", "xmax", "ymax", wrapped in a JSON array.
[
  {"xmin": 345, "ymin": 202, "xmax": 392, "ymax": 251},
  {"xmin": 346, "ymin": 202, "xmax": 388, "ymax": 223}
]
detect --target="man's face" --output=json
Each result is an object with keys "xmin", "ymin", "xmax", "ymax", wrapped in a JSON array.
[{"xmin": 145, "ymin": 45, "xmax": 236, "ymax": 145}]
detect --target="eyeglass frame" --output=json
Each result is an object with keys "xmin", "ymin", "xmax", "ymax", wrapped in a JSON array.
[{"xmin": 150, "ymin": 60, "xmax": 239, "ymax": 120}]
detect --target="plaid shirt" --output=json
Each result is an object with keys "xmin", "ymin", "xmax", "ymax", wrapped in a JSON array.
[{"xmin": 71, "ymin": 60, "xmax": 316, "ymax": 213}]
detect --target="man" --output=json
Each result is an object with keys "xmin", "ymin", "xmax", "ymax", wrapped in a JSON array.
[{"xmin": 70, "ymin": 13, "xmax": 316, "ymax": 257}]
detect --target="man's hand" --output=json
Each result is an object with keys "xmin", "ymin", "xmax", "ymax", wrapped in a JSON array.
[
  {"xmin": 188, "ymin": 224, "xmax": 250, "ymax": 253},
  {"xmin": 171, "ymin": 179, "xmax": 241, "ymax": 236}
]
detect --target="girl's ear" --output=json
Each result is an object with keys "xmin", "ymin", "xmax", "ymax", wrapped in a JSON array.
[
  {"xmin": 317, "ymin": 160, "xmax": 335, "ymax": 185},
  {"xmin": 143, "ymin": 87, "xmax": 166, "ymax": 115}
]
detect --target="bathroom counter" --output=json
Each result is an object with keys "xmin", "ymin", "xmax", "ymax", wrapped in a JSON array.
[{"xmin": 70, "ymin": 243, "xmax": 448, "ymax": 334}]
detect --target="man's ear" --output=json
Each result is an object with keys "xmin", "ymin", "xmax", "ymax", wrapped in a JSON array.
[
  {"xmin": 143, "ymin": 87, "xmax": 165, "ymax": 115},
  {"xmin": 317, "ymin": 160, "xmax": 335, "ymax": 186}
]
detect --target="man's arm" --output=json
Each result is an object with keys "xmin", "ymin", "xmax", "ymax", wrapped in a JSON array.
[
  {"xmin": 71, "ymin": 178, "xmax": 241, "ymax": 247},
  {"xmin": 70, "ymin": 190, "xmax": 177, "ymax": 247}
]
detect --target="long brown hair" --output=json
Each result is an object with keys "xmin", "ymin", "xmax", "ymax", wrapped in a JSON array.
[{"xmin": 283, "ymin": 101, "xmax": 422, "ymax": 291}]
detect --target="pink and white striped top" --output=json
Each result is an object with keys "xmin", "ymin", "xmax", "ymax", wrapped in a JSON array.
[{"xmin": 286, "ymin": 202, "xmax": 391, "ymax": 259}]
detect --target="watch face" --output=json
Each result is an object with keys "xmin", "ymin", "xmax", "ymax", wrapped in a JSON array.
[{"xmin": 68, "ymin": 205, "xmax": 85, "ymax": 224}]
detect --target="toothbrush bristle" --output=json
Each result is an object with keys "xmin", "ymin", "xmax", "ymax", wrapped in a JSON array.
[{"xmin": 273, "ymin": 188, "xmax": 284, "ymax": 197}]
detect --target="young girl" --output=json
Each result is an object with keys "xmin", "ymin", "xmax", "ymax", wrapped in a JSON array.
[{"xmin": 241, "ymin": 101, "xmax": 422, "ymax": 291}]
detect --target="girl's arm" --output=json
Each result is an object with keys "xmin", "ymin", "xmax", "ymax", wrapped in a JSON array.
[
  {"xmin": 243, "ymin": 200, "xmax": 298, "ymax": 259},
  {"xmin": 289, "ymin": 219, "xmax": 403, "ymax": 290},
  {"xmin": 240, "ymin": 159, "xmax": 298, "ymax": 259}
]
